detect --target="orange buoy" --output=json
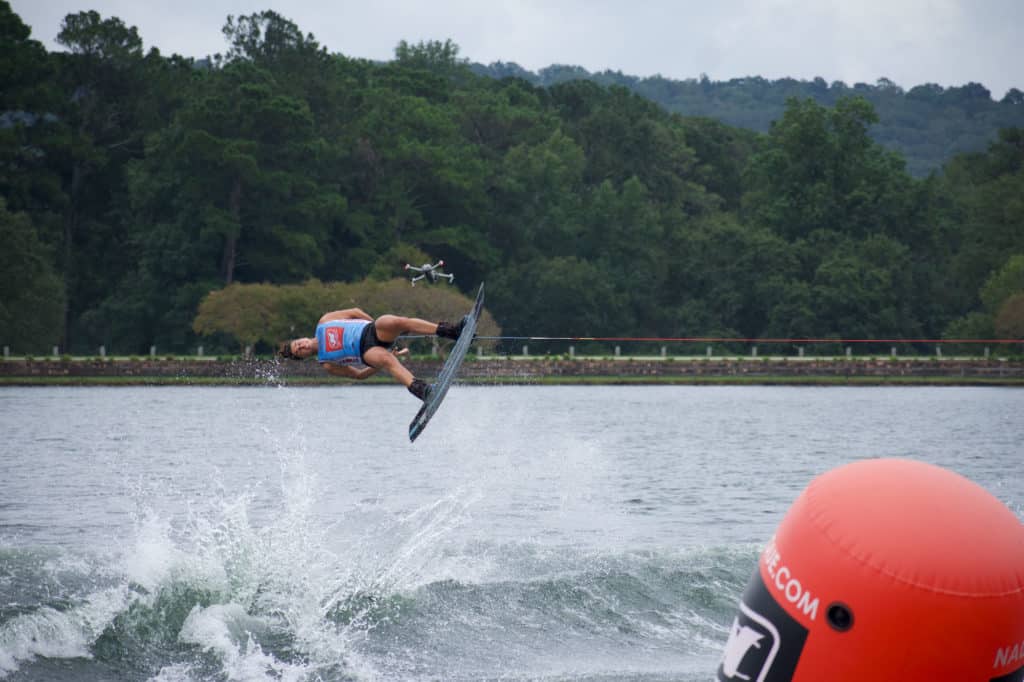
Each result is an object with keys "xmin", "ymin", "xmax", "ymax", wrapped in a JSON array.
[{"xmin": 718, "ymin": 458, "xmax": 1024, "ymax": 681}]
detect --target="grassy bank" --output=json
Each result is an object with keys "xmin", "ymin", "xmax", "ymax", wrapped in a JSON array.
[{"xmin": 3, "ymin": 375, "xmax": 1022, "ymax": 387}]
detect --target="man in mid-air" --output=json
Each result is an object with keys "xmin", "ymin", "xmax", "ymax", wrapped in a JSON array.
[{"xmin": 278, "ymin": 307, "xmax": 465, "ymax": 400}]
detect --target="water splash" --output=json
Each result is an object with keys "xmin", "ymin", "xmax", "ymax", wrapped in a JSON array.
[
  {"xmin": 0, "ymin": 481, "xmax": 755, "ymax": 681},
  {"xmin": 0, "ymin": 420, "xmax": 487, "ymax": 681},
  {"xmin": 0, "ymin": 584, "xmax": 130, "ymax": 675}
]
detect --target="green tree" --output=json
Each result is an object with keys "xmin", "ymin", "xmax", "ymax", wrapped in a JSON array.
[
  {"xmin": 96, "ymin": 11, "xmax": 352, "ymax": 352},
  {"xmin": 944, "ymin": 131, "xmax": 1024, "ymax": 296},
  {"xmin": 0, "ymin": 200, "xmax": 64, "ymax": 352},
  {"xmin": 491, "ymin": 128, "xmax": 585, "ymax": 262},
  {"xmin": 579, "ymin": 177, "xmax": 666, "ymax": 333},
  {"xmin": 0, "ymin": 0, "xmax": 56, "ymax": 116},
  {"xmin": 223, "ymin": 10, "xmax": 314, "ymax": 64},
  {"xmin": 490, "ymin": 256, "xmax": 619, "ymax": 337},
  {"xmin": 193, "ymin": 278, "xmax": 499, "ymax": 351},
  {"xmin": 192, "ymin": 282, "xmax": 283, "ymax": 351},
  {"xmin": 114, "ymin": 60, "xmax": 342, "ymax": 351},
  {"xmin": 451, "ymin": 78, "xmax": 550, "ymax": 156},
  {"xmin": 16, "ymin": 2, "xmax": 1024, "ymax": 353},
  {"xmin": 345, "ymin": 82, "xmax": 489, "ymax": 282},
  {"xmin": 994, "ymin": 293, "xmax": 1024, "ymax": 339},
  {"xmin": 664, "ymin": 214, "xmax": 797, "ymax": 338},
  {"xmin": 980, "ymin": 254, "xmax": 1024, "ymax": 313},
  {"xmin": 52, "ymin": 10, "xmax": 160, "ymax": 351},
  {"xmin": 808, "ymin": 235, "xmax": 916, "ymax": 339},
  {"xmin": 394, "ymin": 39, "xmax": 467, "ymax": 79},
  {"xmin": 0, "ymin": 1, "xmax": 65, "ymax": 252},
  {"xmin": 940, "ymin": 129, "xmax": 1024, "ymax": 336},
  {"xmin": 743, "ymin": 96, "xmax": 911, "ymax": 242},
  {"xmin": 943, "ymin": 312, "xmax": 994, "ymax": 341}
]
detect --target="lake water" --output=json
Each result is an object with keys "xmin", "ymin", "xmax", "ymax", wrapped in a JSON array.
[{"xmin": 1, "ymin": 385, "xmax": 1022, "ymax": 680}]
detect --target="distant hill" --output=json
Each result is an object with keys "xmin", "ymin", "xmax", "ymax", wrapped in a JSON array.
[{"xmin": 470, "ymin": 62, "xmax": 1024, "ymax": 177}]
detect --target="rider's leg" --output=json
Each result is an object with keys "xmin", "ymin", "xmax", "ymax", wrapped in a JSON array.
[
  {"xmin": 362, "ymin": 346, "xmax": 414, "ymax": 386},
  {"xmin": 373, "ymin": 315, "xmax": 438, "ymax": 342},
  {"xmin": 363, "ymin": 345, "xmax": 430, "ymax": 400}
]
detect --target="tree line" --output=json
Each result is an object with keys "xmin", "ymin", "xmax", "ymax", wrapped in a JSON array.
[
  {"xmin": 473, "ymin": 63, "xmax": 1024, "ymax": 178},
  {"xmin": 1, "ymin": 4, "xmax": 1022, "ymax": 355}
]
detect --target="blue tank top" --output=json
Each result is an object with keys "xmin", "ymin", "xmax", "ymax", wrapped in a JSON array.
[{"xmin": 316, "ymin": 319, "xmax": 370, "ymax": 364}]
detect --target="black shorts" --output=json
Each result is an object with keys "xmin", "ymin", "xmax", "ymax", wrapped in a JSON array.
[{"xmin": 358, "ymin": 322, "xmax": 390, "ymax": 361}]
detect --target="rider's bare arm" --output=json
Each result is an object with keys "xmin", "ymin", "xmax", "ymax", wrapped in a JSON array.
[{"xmin": 321, "ymin": 363, "xmax": 378, "ymax": 380}]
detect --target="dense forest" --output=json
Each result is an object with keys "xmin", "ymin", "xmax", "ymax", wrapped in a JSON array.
[
  {"xmin": 473, "ymin": 62, "xmax": 1024, "ymax": 178},
  {"xmin": 2, "ymin": 4, "xmax": 1022, "ymax": 356}
]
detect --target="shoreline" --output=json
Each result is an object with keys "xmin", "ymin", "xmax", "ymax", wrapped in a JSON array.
[
  {"xmin": 2, "ymin": 356, "xmax": 1022, "ymax": 387},
  {"xmin": 2, "ymin": 377, "xmax": 1022, "ymax": 387}
]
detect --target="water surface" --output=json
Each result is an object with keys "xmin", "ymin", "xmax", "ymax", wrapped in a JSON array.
[{"xmin": 1, "ymin": 386, "xmax": 1021, "ymax": 680}]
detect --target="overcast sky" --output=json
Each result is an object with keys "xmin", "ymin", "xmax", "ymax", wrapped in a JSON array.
[{"xmin": 12, "ymin": 0, "xmax": 1023, "ymax": 98}]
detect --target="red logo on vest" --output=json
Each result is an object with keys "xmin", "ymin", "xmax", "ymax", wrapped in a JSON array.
[{"xmin": 325, "ymin": 327, "xmax": 344, "ymax": 352}]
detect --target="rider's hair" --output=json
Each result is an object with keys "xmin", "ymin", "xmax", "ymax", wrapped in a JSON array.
[{"xmin": 277, "ymin": 340, "xmax": 298, "ymax": 360}]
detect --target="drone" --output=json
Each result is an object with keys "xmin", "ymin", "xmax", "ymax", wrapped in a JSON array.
[{"xmin": 404, "ymin": 259, "xmax": 455, "ymax": 287}]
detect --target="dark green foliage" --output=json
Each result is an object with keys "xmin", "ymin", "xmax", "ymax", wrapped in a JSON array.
[
  {"xmin": 468, "ymin": 64, "xmax": 1024, "ymax": 178},
  {"xmin": 2, "ymin": 2, "xmax": 1023, "ymax": 354},
  {"xmin": 0, "ymin": 200, "xmax": 65, "ymax": 352}
]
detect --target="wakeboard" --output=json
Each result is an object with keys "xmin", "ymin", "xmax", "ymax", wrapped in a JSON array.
[{"xmin": 408, "ymin": 283, "xmax": 485, "ymax": 442}]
